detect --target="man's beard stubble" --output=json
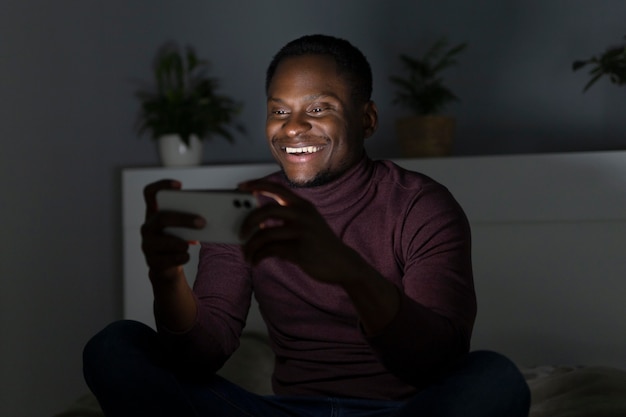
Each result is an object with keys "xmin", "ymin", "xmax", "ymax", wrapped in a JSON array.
[{"xmin": 280, "ymin": 167, "xmax": 342, "ymax": 189}]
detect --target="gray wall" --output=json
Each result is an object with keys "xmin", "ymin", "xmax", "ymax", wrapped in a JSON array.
[{"xmin": 0, "ymin": 1, "xmax": 624, "ymax": 415}]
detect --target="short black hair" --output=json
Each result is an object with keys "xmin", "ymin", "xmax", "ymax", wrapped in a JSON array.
[{"xmin": 265, "ymin": 34, "xmax": 373, "ymax": 103}]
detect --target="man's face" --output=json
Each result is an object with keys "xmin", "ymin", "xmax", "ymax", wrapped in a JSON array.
[{"xmin": 265, "ymin": 54, "xmax": 377, "ymax": 187}]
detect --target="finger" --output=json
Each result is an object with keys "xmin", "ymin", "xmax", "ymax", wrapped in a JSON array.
[
  {"xmin": 245, "ymin": 238, "xmax": 299, "ymax": 266},
  {"xmin": 239, "ymin": 203, "xmax": 305, "ymax": 239},
  {"xmin": 141, "ymin": 232, "xmax": 190, "ymax": 254},
  {"xmin": 141, "ymin": 232, "xmax": 192, "ymax": 272},
  {"xmin": 142, "ymin": 210, "xmax": 206, "ymax": 236},
  {"xmin": 238, "ymin": 180, "xmax": 301, "ymax": 206},
  {"xmin": 141, "ymin": 211, "xmax": 204, "ymax": 273},
  {"xmin": 241, "ymin": 224, "xmax": 301, "ymax": 264},
  {"xmin": 143, "ymin": 179, "xmax": 182, "ymax": 219}
]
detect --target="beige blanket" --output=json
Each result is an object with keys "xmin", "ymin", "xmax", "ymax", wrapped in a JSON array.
[{"xmin": 526, "ymin": 365, "xmax": 626, "ymax": 417}]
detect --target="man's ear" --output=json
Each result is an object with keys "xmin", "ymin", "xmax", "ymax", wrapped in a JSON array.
[{"xmin": 362, "ymin": 100, "xmax": 378, "ymax": 139}]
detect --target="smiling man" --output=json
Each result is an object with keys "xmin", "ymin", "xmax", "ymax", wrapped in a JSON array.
[
  {"xmin": 83, "ymin": 34, "xmax": 530, "ymax": 417},
  {"xmin": 264, "ymin": 51, "xmax": 377, "ymax": 187}
]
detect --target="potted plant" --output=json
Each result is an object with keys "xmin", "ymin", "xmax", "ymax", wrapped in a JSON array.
[
  {"xmin": 572, "ymin": 36, "xmax": 626, "ymax": 92},
  {"xmin": 135, "ymin": 42, "xmax": 244, "ymax": 166},
  {"xmin": 389, "ymin": 37, "xmax": 468, "ymax": 157}
]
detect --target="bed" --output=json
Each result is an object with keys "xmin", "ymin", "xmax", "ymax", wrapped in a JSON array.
[{"xmin": 55, "ymin": 151, "xmax": 626, "ymax": 416}]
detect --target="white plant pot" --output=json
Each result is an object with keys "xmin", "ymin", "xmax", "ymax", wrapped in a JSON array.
[{"xmin": 157, "ymin": 134, "xmax": 203, "ymax": 167}]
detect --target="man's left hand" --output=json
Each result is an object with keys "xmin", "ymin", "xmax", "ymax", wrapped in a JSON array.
[{"xmin": 238, "ymin": 179, "xmax": 364, "ymax": 286}]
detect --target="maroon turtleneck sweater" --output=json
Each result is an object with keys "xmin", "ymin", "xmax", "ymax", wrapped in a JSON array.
[{"xmin": 159, "ymin": 155, "xmax": 476, "ymax": 401}]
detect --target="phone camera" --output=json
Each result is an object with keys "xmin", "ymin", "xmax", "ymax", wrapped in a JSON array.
[{"xmin": 233, "ymin": 198, "xmax": 253, "ymax": 209}]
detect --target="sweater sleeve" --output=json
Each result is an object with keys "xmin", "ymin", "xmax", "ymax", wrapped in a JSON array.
[
  {"xmin": 366, "ymin": 181, "xmax": 476, "ymax": 387},
  {"xmin": 156, "ymin": 243, "xmax": 254, "ymax": 375}
]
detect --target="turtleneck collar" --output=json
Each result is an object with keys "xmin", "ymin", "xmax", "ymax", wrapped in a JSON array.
[{"xmin": 274, "ymin": 153, "xmax": 375, "ymax": 216}]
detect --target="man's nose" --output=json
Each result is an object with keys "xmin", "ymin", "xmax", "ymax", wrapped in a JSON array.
[{"xmin": 284, "ymin": 112, "xmax": 312, "ymax": 138}]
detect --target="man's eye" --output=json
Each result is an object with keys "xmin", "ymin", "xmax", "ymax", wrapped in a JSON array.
[
  {"xmin": 272, "ymin": 109, "xmax": 288, "ymax": 115},
  {"xmin": 310, "ymin": 107, "xmax": 325, "ymax": 113}
]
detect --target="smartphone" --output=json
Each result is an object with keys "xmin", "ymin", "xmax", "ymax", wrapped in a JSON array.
[{"xmin": 156, "ymin": 189, "xmax": 258, "ymax": 244}]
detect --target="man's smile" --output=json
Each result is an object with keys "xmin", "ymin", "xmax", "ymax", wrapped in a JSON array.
[
  {"xmin": 282, "ymin": 145, "xmax": 326, "ymax": 155},
  {"xmin": 265, "ymin": 53, "xmax": 374, "ymax": 186}
]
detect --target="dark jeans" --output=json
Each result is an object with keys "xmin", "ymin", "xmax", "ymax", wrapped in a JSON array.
[{"xmin": 83, "ymin": 320, "xmax": 530, "ymax": 417}]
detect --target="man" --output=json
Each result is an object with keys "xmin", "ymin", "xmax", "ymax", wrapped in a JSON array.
[{"xmin": 84, "ymin": 34, "xmax": 530, "ymax": 416}]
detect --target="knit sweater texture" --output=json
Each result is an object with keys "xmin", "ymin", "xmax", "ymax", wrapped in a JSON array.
[{"xmin": 159, "ymin": 155, "xmax": 476, "ymax": 401}]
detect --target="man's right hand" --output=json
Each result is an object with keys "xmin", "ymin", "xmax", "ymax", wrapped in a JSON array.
[{"xmin": 140, "ymin": 179, "xmax": 206, "ymax": 283}]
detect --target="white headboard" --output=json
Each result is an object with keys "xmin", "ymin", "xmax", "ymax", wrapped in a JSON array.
[{"xmin": 122, "ymin": 151, "xmax": 626, "ymax": 369}]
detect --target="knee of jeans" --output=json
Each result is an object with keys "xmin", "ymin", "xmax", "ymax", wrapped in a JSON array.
[
  {"xmin": 470, "ymin": 351, "xmax": 530, "ymax": 394},
  {"xmin": 83, "ymin": 320, "xmax": 156, "ymax": 380},
  {"xmin": 468, "ymin": 350, "xmax": 519, "ymax": 373}
]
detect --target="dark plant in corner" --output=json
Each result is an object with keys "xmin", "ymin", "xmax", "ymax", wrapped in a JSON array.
[
  {"xmin": 135, "ymin": 42, "xmax": 244, "ymax": 146},
  {"xmin": 388, "ymin": 37, "xmax": 468, "ymax": 158},
  {"xmin": 572, "ymin": 36, "xmax": 626, "ymax": 92},
  {"xmin": 389, "ymin": 37, "xmax": 468, "ymax": 115}
]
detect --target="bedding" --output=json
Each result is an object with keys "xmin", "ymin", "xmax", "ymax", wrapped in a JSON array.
[
  {"xmin": 54, "ymin": 332, "xmax": 626, "ymax": 417},
  {"xmin": 524, "ymin": 365, "xmax": 626, "ymax": 417}
]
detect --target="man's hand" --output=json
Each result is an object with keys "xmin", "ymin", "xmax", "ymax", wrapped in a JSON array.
[
  {"xmin": 238, "ymin": 179, "xmax": 400, "ymax": 335},
  {"xmin": 238, "ymin": 179, "xmax": 366, "ymax": 287},
  {"xmin": 140, "ymin": 179, "xmax": 206, "ymax": 283},
  {"xmin": 140, "ymin": 179, "xmax": 204, "ymax": 332}
]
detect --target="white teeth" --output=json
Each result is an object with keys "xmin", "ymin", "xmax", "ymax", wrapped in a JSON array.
[{"xmin": 284, "ymin": 146, "xmax": 322, "ymax": 154}]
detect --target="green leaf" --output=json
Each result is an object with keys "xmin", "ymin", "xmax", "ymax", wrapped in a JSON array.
[
  {"xmin": 134, "ymin": 42, "xmax": 244, "ymax": 143},
  {"xmin": 390, "ymin": 37, "xmax": 467, "ymax": 115},
  {"xmin": 573, "ymin": 35, "xmax": 626, "ymax": 92}
]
